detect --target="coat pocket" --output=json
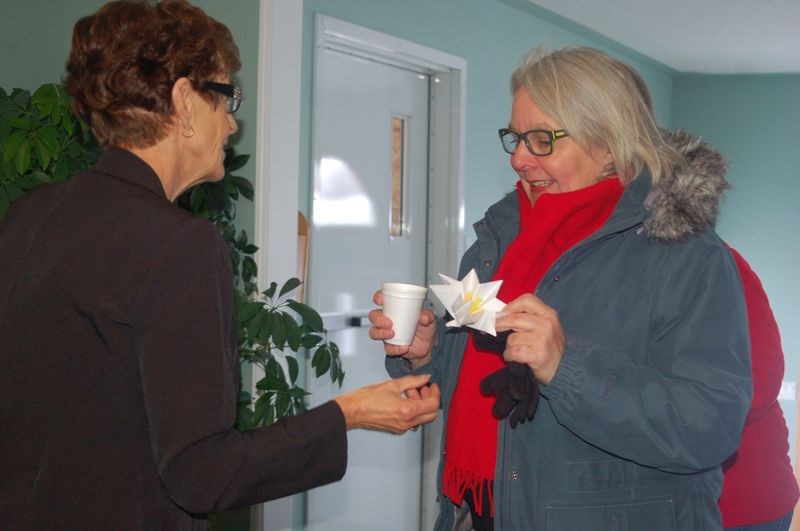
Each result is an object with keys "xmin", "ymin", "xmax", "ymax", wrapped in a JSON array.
[
  {"xmin": 565, "ymin": 459, "xmax": 636, "ymax": 492},
  {"xmin": 545, "ymin": 498, "xmax": 677, "ymax": 531}
]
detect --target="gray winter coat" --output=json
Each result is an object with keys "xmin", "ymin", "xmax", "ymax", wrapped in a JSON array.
[{"xmin": 387, "ymin": 132, "xmax": 752, "ymax": 530}]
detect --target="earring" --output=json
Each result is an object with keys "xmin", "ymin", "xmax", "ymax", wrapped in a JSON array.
[{"xmin": 182, "ymin": 127, "xmax": 194, "ymax": 138}]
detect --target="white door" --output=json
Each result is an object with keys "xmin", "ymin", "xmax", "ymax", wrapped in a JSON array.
[{"xmin": 304, "ymin": 31, "xmax": 431, "ymax": 531}]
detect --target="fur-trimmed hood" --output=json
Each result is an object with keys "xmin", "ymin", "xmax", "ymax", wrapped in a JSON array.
[{"xmin": 643, "ymin": 129, "xmax": 729, "ymax": 241}]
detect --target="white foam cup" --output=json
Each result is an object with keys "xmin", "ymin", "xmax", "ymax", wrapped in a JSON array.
[{"xmin": 381, "ymin": 282, "xmax": 428, "ymax": 346}]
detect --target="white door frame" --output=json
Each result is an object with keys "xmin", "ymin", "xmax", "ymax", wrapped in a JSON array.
[
  {"xmin": 252, "ymin": 3, "xmax": 304, "ymax": 528},
  {"xmin": 254, "ymin": 0, "xmax": 303, "ymax": 290},
  {"xmin": 254, "ymin": 3, "xmax": 466, "ymax": 529}
]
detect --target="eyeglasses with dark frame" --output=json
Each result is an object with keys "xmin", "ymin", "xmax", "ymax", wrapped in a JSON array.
[
  {"xmin": 202, "ymin": 81, "xmax": 243, "ymax": 114},
  {"xmin": 498, "ymin": 127, "xmax": 569, "ymax": 156}
]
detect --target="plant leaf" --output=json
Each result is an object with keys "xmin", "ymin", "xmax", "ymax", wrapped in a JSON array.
[
  {"xmin": 226, "ymin": 153, "xmax": 250, "ymax": 171},
  {"xmin": 246, "ymin": 309, "xmax": 266, "ymax": 340},
  {"xmin": 278, "ymin": 277, "xmax": 302, "ymax": 298},
  {"xmin": 16, "ymin": 174, "xmax": 39, "ymax": 191},
  {"xmin": 276, "ymin": 391, "xmax": 291, "ymax": 417},
  {"xmin": 236, "ymin": 300, "xmax": 262, "ymax": 323},
  {"xmin": 34, "ymin": 138, "xmax": 50, "ymax": 169},
  {"xmin": 11, "ymin": 89, "xmax": 30, "ymax": 108},
  {"xmin": 222, "ymin": 224, "xmax": 236, "ymax": 241},
  {"xmin": 31, "ymin": 83, "xmax": 59, "ymax": 118},
  {"xmin": 312, "ymin": 345, "xmax": 331, "ymax": 377},
  {"xmin": 9, "ymin": 116, "xmax": 33, "ymax": 131},
  {"xmin": 236, "ymin": 230, "xmax": 247, "ymax": 247},
  {"xmin": 257, "ymin": 310, "xmax": 273, "ymax": 341},
  {"xmin": 252, "ymin": 393, "xmax": 271, "ymax": 425},
  {"xmin": 286, "ymin": 299, "xmax": 324, "ymax": 332},
  {"xmin": 53, "ymin": 157, "xmax": 70, "ymax": 182},
  {"xmin": 231, "ymin": 175, "xmax": 254, "ymax": 201},
  {"xmin": 271, "ymin": 313, "xmax": 287, "ymax": 350},
  {"xmin": 284, "ymin": 313, "xmax": 301, "ymax": 351},
  {"xmin": 255, "ymin": 375, "xmax": 274, "ymax": 391},
  {"xmin": 30, "ymin": 170, "xmax": 53, "ymax": 184},
  {"xmin": 190, "ymin": 186, "xmax": 206, "ymax": 214},
  {"xmin": 235, "ymin": 401, "xmax": 254, "ymax": 431},
  {"xmin": 4, "ymin": 131, "xmax": 25, "ymax": 163},
  {"xmin": 242, "ymin": 256, "xmax": 257, "ymax": 283},
  {"xmin": 38, "ymin": 125, "xmax": 61, "ymax": 156},
  {"xmin": 62, "ymin": 109, "xmax": 75, "ymax": 136},
  {"xmin": 286, "ymin": 355, "xmax": 299, "ymax": 384},
  {"xmin": 263, "ymin": 281, "xmax": 277, "ymax": 299},
  {"xmin": 265, "ymin": 357, "xmax": 287, "ymax": 386},
  {"xmin": 300, "ymin": 333, "xmax": 322, "ymax": 348},
  {"xmin": 14, "ymin": 139, "xmax": 31, "ymax": 176}
]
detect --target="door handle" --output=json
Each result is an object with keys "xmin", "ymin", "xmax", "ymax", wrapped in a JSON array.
[
  {"xmin": 347, "ymin": 315, "xmax": 370, "ymax": 328},
  {"xmin": 320, "ymin": 310, "xmax": 373, "ymax": 331}
]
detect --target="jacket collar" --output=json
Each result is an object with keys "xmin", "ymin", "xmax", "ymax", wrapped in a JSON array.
[
  {"xmin": 482, "ymin": 188, "xmax": 520, "ymax": 252},
  {"xmin": 642, "ymin": 129, "xmax": 729, "ymax": 241},
  {"xmin": 92, "ymin": 147, "xmax": 169, "ymax": 201},
  {"xmin": 481, "ymin": 176, "xmax": 645, "ymax": 246}
]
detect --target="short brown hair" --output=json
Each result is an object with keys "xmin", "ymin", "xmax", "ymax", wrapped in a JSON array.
[
  {"xmin": 510, "ymin": 45, "xmax": 682, "ymax": 186},
  {"xmin": 65, "ymin": 0, "xmax": 241, "ymax": 148}
]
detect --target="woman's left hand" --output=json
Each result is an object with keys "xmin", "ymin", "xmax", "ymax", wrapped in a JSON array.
[{"xmin": 495, "ymin": 293, "xmax": 565, "ymax": 385}]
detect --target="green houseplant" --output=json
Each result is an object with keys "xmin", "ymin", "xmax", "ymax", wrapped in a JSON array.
[
  {"xmin": 0, "ymin": 83, "xmax": 344, "ymax": 430},
  {"xmin": 0, "ymin": 84, "xmax": 100, "ymax": 217}
]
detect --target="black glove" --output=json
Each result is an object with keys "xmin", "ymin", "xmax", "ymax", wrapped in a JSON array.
[
  {"xmin": 472, "ymin": 330, "xmax": 510, "ymax": 354},
  {"xmin": 480, "ymin": 361, "xmax": 540, "ymax": 429}
]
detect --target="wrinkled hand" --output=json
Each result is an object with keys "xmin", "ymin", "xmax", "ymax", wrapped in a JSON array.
[
  {"xmin": 368, "ymin": 290, "xmax": 437, "ymax": 369},
  {"xmin": 480, "ymin": 361, "xmax": 539, "ymax": 428},
  {"xmin": 495, "ymin": 293, "xmax": 564, "ymax": 386},
  {"xmin": 334, "ymin": 374, "xmax": 440, "ymax": 434}
]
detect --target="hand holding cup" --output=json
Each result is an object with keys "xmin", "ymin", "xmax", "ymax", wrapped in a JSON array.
[
  {"xmin": 380, "ymin": 282, "xmax": 428, "ymax": 346},
  {"xmin": 368, "ymin": 284, "xmax": 437, "ymax": 369}
]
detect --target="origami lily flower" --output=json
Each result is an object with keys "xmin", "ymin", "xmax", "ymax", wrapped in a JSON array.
[{"xmin": 429, "ymin": 269, "xmax": 506, "ymax": 336}]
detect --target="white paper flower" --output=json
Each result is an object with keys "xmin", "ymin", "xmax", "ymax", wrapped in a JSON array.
[{"xmin": 429, "ymin": 269, "xmax": 506, "ymax": 336}]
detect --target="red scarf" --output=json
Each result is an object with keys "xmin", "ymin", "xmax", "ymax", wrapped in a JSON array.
[{"xmin": 442, "ymin": 178, "xmax": 624, "ymax": 516}]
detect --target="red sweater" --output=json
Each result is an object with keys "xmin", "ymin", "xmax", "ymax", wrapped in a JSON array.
[{"xmin": 719, "ymin": 247, "xmax": 799, "ymax": 526}]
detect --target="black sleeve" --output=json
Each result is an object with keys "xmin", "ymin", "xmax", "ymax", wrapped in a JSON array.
[{"xmin": 133, "ymin": 219, "xmax": 347, "ymax": 513}]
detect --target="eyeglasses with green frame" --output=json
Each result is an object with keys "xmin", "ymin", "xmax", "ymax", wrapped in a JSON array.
[
  {"xmin": 202, "ymin": 81, "xmax": 244, "ymax": 114},
  {"xmin": 498, "ymin": 127, "xmax": 569, "ymax": 156}
]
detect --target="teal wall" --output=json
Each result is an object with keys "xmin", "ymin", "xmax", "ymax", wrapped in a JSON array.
[
  {"xmin": 0, "ymin": 2, "xmax": 82, "ymax": 90},
  {"xmin": 673, "ymin": 74, "xmax": 800, "ymax": 462},
  {"xmin": 299, "ymin": 0, "xmax": 675, "ymax": 227}
]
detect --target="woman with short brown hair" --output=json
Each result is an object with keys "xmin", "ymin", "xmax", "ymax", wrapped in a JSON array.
[{"xmin": 0, "ymin": 1, "xmax": 440, "ymax": 529}]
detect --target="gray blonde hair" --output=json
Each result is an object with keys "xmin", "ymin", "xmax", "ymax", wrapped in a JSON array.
[{"xmin": 510, "ymin": 45, "xmax": 683, "ymax": 185}]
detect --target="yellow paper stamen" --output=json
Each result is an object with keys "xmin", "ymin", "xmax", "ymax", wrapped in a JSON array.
[{"xmin": 470, "ymin": 296, "xmax": 483, "ymax": 314}]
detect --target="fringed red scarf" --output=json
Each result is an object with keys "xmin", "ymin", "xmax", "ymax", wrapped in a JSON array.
[{"xmin": 442, "ymin": 177, "xmax": 624, "ymax": 516}]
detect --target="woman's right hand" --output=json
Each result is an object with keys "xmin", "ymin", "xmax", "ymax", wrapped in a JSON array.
[
  {"xmin": 334, "ymin": 374, "xmax": 441, "ymax": 433},
  {"xmin": 367, "ymin": 290, "xmax": 437, "ymax": 369}
]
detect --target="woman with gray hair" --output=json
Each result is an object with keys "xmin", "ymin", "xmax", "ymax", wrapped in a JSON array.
[{"xmin": 369, "ymin": 45, "xmax": 752, "ymax": 530}]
